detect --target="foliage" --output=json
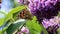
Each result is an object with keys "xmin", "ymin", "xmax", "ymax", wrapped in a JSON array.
[
  {"xmin": 57, "ymin": 28, "xmax": 60, "ymax": 34},
  {"xmin": 26, "ymin": 16, "xmax": 48, "ymax": 34},
  {"xmin": 58, "ymin": 12, "xmax": 60, "ymax": 17},
  {"xmin": 0, "ymin": 5, "xmax": 26, "ymax": 26},
  {"xmin": 6, "ymin": 19, "xmax": 26, "ymax": 34},
  {"xmin": 0, "ymin": 5, "xmax": 26, "ymax": 34}
]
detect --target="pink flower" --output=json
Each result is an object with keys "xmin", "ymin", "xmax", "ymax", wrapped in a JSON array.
[
  {"xmin": 17, "ymin": 32, "xmax": 23, "ymax": 34},
  {"xmin": 17, "ymin": 26, "xmax": 29, "ymax": 34},
  {"xmin": 21, "ymin": 26, "xmax": 29, "ymax": 34},
  {"xmin": 18, "ymin": 0, "xmax": 24, "ymax": 4}
]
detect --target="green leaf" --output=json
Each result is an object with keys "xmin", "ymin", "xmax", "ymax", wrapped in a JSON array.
[
  {"xmin": 0, "ymin": 11, "xmax": 7, "ymax": 15},
  {"xmin": 58, "ymin": 12, "xmax": 60, "ymax": 17},
  {"xmin": 57, "ymin": 28, "xmax": 60, "ymax": 34},
  {"xmin": 29, "ymin": 28, "xmax": 41, "ymax": 34},
  {"xmin": 0, "ymin": 30, "xmax": 2, "ymax": 34},
  {"xmin": 26, "ymin": 16, "xmax": 48, "ymax": 34},
  {"xmin": 40, "ymin": 24, "xmax": 48, "ymax": 34},
  {"xmin": 0, "ymin": 5, "xmax": 26, "ymax": 26},
  {"xmin": 6, "ymin": 19, "xmax": 26, "ymax": 34},
  {"xmin": 9, "ymin": 5, "xmax": 26, "ymax": 15},
  {"xmin": 0, "ymin": 18, "xmax": 6, "ymax": 26},
  {"xmin": 26, "ymin": 16, "xmax": 42, "ymax": 34},
  {"xmin": 5, "ymin": 5, "xmax": 26, "ymax": 22}
]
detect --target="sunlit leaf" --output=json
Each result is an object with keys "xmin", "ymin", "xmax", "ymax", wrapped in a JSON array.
[
  {"xmin": 6, "ymin": 19, "xmax": 26, "ymax": 34},
  {"xmin": 0, "ymin": 5, "xmax": 26, "ymax": 26},
  {"xmin": 57, "ymin": 28, "xmax": 60, "ymax": 34},
  {"xmin": 26, "ymin": 16, "xmax": 48, "ymax": 34},
  {"xmin": 26, "ymin": 16, "xmax": 42, "ymax": 34}
]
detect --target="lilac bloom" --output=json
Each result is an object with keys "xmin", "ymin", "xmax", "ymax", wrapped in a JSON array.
[
  {"xmin": 28, "ymin": 0, "xmax": 60, "ymax": 22},
  {"xmin": 28, "ymin": 0, "xmax": 58, "ymax": 11},
  {"xmin": 42, "ymin": 16, "xmax": 60, "ymax": 28}
]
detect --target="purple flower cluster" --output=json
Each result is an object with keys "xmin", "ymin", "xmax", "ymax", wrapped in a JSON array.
[
  {"xmin": 28, "ymin": 0, "xmax": 57, "ymax": 11},
  {"xmin": 17, "ymin": 0, "xmax": 28, "ymax": 5},
  {"xmin": 42, "ymin": 16, "xmax": 60, "ymax": 28},
  {"xmin": 28, "ymin": 0, "xmax": 60, "ymax": 22},
  {"xmin": 17, "ymin": 26, "xmax": 29, "ymax": 34}
]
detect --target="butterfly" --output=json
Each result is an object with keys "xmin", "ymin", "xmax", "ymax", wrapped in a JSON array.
[{"xmin": 17, "ymin": 9, "xmax": 33, "ymax": 19}]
